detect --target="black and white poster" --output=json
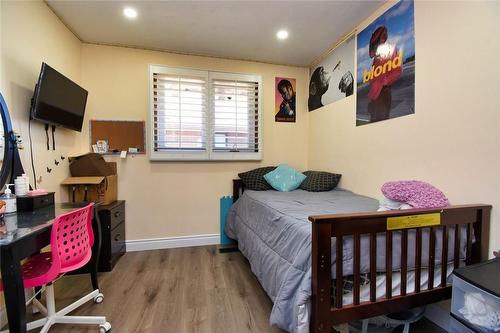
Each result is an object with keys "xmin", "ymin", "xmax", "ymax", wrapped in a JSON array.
[{"xmin": 308, "ymin": 36, "xmax": 355, "ymax": 112}]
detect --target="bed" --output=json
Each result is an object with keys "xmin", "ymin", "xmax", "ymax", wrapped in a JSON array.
[{"xmin": 225, "ymin": 179, "xmax": 491, "ymax": 333}]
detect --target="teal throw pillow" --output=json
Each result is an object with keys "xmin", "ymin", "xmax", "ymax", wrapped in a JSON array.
[{"xmin": 263, "ymin": 164, "xmax": 306, "ymax": 192}]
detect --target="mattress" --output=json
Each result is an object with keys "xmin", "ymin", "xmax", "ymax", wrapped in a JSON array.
[
  {"xmin": 337, "ymin": 263, "xmax": 456, "ymax": 305},
  {"xmin": 225, "ymin": 189, "xmax": 467, "ymax": 333}
]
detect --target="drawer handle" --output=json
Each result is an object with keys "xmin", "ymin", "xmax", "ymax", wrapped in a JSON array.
[
  {"xmin": 114, "ymin": 211, "xmax": 121, "ymax": 218},
  {"xmin": 114, "ymin": 234, "xmax": 121, "ymax": 241}
]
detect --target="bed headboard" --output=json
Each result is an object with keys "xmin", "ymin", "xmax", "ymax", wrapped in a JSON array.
[{"xmin": 233, "ymin": 179, "xmax": 244, "ymax": 203}]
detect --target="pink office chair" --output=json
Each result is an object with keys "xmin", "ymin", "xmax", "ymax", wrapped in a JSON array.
[{"xmin": 0, "ymin": 203, "xmax": 111, "ymax": 333}]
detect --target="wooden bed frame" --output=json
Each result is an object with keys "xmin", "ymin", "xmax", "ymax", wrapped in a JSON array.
[{"xmin": 232, "ymin": 179, "xmax": 491, "ymax": 332}]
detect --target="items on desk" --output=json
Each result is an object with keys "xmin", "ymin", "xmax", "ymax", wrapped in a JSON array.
[
  {"xmin": 17, "ymin": 191, "xmax": 54, "ymax": 212},
  {"xmin": 0, "ymin": 200, "xmax": 5, "ymax": 228},
  {"xmin": 14, "ymin": 173, "xmax": 29, "ymax": 196},
  {"xmin": 27, "ymin": 188, "xmax": 49, "ymax": 196},
  {"xmin": 1, "ymin": 184, "xmax": 17, "ymax": 213}
]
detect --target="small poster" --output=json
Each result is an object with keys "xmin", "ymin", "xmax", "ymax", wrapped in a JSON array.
[
  {"xmin": 356, "ymin": 0, "xmax": 416, "ymax": 126},
  {"xmin": 308, "ymin": 36, "xmax": 355, "ymax": 112},
  {"xmin": 275, "ymin": 77, "xmax": 296, "ymax": 122}
]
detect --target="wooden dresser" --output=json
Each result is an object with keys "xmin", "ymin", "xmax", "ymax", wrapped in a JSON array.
[{"xmin": 97, "ymin": 200, "xmax": 126, "ymax": 271}]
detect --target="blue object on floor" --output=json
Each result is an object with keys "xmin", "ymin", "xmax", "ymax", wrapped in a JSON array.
[{"xmin": 220, "ymin": 196, "xmax": 235, "ymax": 245}]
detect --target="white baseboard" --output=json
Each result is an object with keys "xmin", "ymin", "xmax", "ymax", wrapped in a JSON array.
[
  {"xmin": 424, "ymin": 302, "xmax": 450, "ymax": 332},
  {"xmin": 125, "ymin": 233, "xmax": 220, "ymax": 252}
]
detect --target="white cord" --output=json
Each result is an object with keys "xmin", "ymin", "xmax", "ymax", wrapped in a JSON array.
[{"xmin": 25, "ymin": 273, "xmax": 66, "ymax": 305}]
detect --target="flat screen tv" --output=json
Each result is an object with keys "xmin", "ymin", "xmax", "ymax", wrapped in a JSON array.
[{"xmin": 31, "ymin": 62, "xmax": 88, "ymax": 132}]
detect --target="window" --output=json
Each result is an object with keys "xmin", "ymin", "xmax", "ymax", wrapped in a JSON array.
[{"xmin": 149, "ymin": 65, "xmax": 262, "ymax": 161}]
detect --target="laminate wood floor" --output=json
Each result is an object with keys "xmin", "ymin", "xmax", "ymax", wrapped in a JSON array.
[{"xmin": 24, "ymin": 246, "xmax": 445, "ymax": 333}]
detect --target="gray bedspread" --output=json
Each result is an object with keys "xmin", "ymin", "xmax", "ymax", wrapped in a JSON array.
[{"xmin": 225, "ymin": 189, "xmax": 467, "ymax": 333}]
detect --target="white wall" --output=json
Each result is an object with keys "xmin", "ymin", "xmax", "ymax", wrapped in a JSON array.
[
  {"xmin": 81, "ymin": 44, "xmax": 309, "ymax": 240},
  {"xmin": 0, "ymin": 0, "xmax": 87, "ymax": 323},
  {"xmin": 308, "ymin": 0, "xmax": 500, "ymax": 255},
  {"xmin": 0, "ymin": 0, "xmax": 87, "ymax": 201}
]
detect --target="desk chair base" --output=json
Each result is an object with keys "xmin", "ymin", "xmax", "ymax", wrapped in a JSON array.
[{"xmin": 6, "ymin": 284, "xmax": 111, "ymax": 333}]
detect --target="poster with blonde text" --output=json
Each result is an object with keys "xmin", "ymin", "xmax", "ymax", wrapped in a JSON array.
[{"xmin": 356, "ymin": 0, "xmax": 415, "ymax": 126}]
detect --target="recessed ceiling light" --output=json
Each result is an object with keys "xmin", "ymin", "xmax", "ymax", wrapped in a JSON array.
[
  {"xmin": 123, "ymin": 7, "xmax": 138, "ymax": 19},
  {"xmin": 276, "ymin": 30, "xmax": 289, "ymax": 40}
]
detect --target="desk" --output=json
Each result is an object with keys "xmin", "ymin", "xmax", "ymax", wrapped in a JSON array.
[{"xmin": 0, "ymin": 203, "xmax": 102, "ymax": 333}]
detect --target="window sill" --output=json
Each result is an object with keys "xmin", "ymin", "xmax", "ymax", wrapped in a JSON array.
[{"xmin": 149, "ymin": 151, "xmax": 262, "ymax": 162}]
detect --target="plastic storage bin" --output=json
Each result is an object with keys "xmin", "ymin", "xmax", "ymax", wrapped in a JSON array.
[
  {"xmin": 449, "ymin": 316, "xmax": 476, "ymax": 333},
  {"xmin": 451, "ymin": 259, "xmax": 500, "ymax": 333}
]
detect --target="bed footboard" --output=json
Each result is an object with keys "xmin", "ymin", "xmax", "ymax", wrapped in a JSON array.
[{"xmin": 308, "ymin": 204, "xmax": 491, "ymax": 332}]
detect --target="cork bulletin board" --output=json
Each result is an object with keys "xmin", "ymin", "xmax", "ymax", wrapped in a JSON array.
[{"xmin": 90, "ymin": 120, "xmax": 145, "ymax": 153}]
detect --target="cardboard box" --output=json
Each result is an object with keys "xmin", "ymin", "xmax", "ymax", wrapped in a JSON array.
[
  {"xmin": 62, "ymin": 162, "xmax": 117, "ymax": 205},
  {"xmin": 69, "ymin": 153, "xmax": 115, "ymax": 177},
  {"xmin": 61, "ymin": 175, "xmax": 117, "ymax": 205}
]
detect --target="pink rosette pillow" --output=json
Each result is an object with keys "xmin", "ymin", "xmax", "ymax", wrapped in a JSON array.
[{"xmin": 381, "ymin": 180, "xmax": 449, "ymax": 208}]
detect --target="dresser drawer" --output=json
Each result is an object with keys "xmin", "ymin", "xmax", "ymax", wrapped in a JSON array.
[
  {"xmin": 109, "ymin": 203, "xmax": 125, "ymax": 230},
  {"xmin": 97, "ymin": 200, "xmax": 126, "ymax": 272},
  {"xmin": 111, "ymin": 221, "xmax": 125, "ymax": 254},
  {"xmin": 98, "ymin": 201, "xmax": 125, "ymax": 230}
]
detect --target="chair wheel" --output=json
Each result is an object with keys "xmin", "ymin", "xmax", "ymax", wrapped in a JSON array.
[
  {"xmin": 99, "ymin": 322, "xmax": 111, "ymax": 332},
  {"xmin": 94, "ymin": 293, "xmax": 104, "ymax": 304}
]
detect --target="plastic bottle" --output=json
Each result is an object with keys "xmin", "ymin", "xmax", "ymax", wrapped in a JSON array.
[
  {"xmin": 23, "ymin": 173, "xmax": 30, "ymax": 188},
  {"xmin": 22, "ymin": 173, "xmax": 29, "ymax": 193},
  {"xmin": 1, "ymin": 184, "xmax": 17, "ymax": 214},
  {"xmin": 22, "ymin": 173, "xmax": 29, "ymax": 192},
  {"xmin": 13, "ymin": 174, "xmax": 30, "ymax": 196},
  {"xmin": 15, "ymin": 176, "xmax": 27, "ymax": 196}
]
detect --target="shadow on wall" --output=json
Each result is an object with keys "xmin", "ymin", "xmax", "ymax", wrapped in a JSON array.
[
  {"xmin": 3, "ymin": 53, "xmax": 37, "ymax": 118},
  {"xmin": 9, "ymin": 82, "xmax": 32, "ymax": 123}
]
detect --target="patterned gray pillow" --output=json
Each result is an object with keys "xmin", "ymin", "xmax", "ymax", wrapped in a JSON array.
[
  {"xmin": 299, "ymin": 171, "xmax": 341, "ymax": 192},
  {"xmin": 238, "ymin": 166, "xmax": 276, "ymax": 191}
]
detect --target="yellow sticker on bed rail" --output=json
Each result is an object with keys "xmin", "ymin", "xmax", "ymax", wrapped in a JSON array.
[{"xmin": 387, "ymin": 213, "xmax": 441, "ymax": 230}]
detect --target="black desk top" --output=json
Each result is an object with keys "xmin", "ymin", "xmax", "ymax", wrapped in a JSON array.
[{"xmin": 0, "ymin": 203, "xmax": 88, "ymax": 247}]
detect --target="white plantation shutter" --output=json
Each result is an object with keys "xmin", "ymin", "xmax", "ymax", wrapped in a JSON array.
[
  {"xmin": 150, "ymin": 66, "xmax": 209, "ymax": 160},
  {"xmin": 210, "ymin": 72, "xmax": 261, "ymax": 160},
  {"xmin": 149, "ymin": 66, "xmax": 262, "ymax": 161}
]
